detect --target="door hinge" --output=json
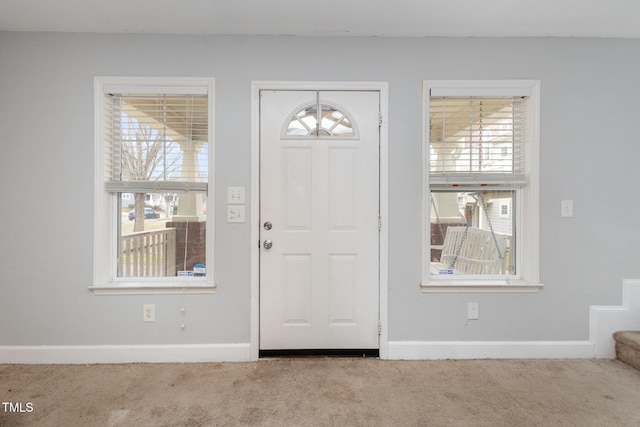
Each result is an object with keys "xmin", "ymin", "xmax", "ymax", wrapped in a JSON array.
[
  {"xmin": 378, "ymin": 217, "xmax": 382, "ymax": 231},
  {"xmin": 378, "ymin": 112, "xmax": 383, "ymax": 127},
  {"xmin": 378, "ymin": 321, "xmax": 382, "ymax": 336}
]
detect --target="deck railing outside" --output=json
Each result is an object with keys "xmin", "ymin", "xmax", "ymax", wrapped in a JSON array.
[{"xmin": 119, "ymin": 228, "xmax": 176, "ymax": 277}]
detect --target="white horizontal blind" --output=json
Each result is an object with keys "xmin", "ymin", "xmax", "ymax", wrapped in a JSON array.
[
  {"xmin": 104, "ymin": 93, "xmax": 208, "ymax": 193},
  {"xmin": 429, "ymin": 95, "xmax": 527, "ymax": 186}
]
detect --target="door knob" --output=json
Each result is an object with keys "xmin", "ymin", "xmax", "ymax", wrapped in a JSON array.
[{"xmin": 263, "ymin": 240, "xmax": 273, "ymax": 249}]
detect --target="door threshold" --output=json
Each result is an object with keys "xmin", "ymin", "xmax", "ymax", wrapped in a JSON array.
[{"xmin": 259, "ymin": 349, "xmax": 379, "ymax": 359}]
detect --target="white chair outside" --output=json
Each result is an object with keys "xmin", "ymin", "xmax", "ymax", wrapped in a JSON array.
[{"xmin": 439, "ymin": 226, "xmax": 508, "ymax": 275}]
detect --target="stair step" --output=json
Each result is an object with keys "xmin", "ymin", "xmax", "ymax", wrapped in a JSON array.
[{"xmin": 613, "ymin": 331, "xmax": 640, "ymax": 371}]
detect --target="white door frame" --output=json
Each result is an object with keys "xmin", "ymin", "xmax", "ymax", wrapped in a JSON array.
[{"xmin": 250, "ymin": 81, "xmax": 389, "ymax": 360}]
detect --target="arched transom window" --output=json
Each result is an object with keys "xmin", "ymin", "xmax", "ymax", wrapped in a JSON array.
[{"xmin": 284, "ymin": 100, "xmax": 357, "ymax": 138}]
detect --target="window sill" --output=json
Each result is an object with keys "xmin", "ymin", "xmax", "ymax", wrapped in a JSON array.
[
  {"xmin": 420, "ymin": 279, "xmax": 543, "ymax": 293},
  {"xmin": 90, "ymin": 281, "xmax": 217, "ymax": 295}
]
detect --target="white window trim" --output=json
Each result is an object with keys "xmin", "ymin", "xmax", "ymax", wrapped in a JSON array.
[
  {"xmin": 420, "ymin": 80, "xmax": 542, "ymax": 293},
  {"xmin": 91, "ymin": 76, "xmax": 216, "ymax": 295}
]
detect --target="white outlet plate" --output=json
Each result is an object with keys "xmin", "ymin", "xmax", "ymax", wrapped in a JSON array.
[{"xmin": 143, "ymin": 304, "xmax": 155, "ymax": 322}]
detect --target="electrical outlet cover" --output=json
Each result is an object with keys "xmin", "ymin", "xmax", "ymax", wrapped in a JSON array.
[{"xmin": 143, "ymin": 304, "xmax": 155, "ymax": 322}]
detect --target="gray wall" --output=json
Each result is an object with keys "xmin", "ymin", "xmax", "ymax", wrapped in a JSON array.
[{"xmin": 1, "ymin": 32, "xmax": 639, "ymax": 347}]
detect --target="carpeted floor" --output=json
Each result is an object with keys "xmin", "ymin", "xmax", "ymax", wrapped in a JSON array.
[{"xmin": 1, "ymin": 358, "xmax": 640, "ymax": 426}]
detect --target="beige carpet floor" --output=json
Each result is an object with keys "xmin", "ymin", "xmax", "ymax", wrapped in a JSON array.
[{"xmin": 1, "ymin": 358, "xmax": 640, "ymax": 426}]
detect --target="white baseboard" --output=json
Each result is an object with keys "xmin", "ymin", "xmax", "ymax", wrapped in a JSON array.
[
  {"xmin": 388, "ymin": 340, "xmax": 595, "ymax": 360},
  {"xmin": 0, "ymin": 343, "xmax": 251, "ymax": 364},
  {"xmin": 590, "ymin": 279, "xmax": 640, "ymax": 358}
]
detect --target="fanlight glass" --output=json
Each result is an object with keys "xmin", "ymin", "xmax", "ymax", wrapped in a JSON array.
[{"xmin": 285, "ymin": 104, "xmax": 354, "ymax": 137}]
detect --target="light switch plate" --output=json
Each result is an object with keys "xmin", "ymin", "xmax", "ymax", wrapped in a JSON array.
[
  {"xmin": 561, "ymin": 200, "xmax": 573, "ymax": 217},
  {"xmin": 227, "ymin": 205, "xmax": 245, "ymax": 223},
  {"xmin": 467, "ymin": 302, "xmax": 479, "ymax": 320},
  {"xmin": 227, "ymin": 187, "xmax": 245, "ymax": 204}
]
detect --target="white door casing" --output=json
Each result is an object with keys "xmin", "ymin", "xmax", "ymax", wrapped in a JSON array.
[{"xmin": 259, "ymin": 90, "xmax": 380, "ymax": 350}]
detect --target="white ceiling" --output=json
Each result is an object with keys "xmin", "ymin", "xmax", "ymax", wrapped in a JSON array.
[{"xmin": 1, "ymin": 0, "xmax": 639, "ymax": 39}]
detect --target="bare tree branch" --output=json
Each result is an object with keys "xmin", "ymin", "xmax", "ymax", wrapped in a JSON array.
[{"xmin": 120, "ymin": 116, "xmax": 180, "ymax": 231}]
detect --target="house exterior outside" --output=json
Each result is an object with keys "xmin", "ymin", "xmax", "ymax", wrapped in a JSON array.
[{"xmin": 121, "ymin": 193, "xmax": 168, "ymax": 210}]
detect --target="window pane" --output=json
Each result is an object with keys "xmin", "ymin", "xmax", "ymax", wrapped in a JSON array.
[
  {"xmin": 429, "ymin": 97, "xmax": 525, "ymax": 176},
  {"xmin": 285, "ymin": 103, "xmax": 355, "ymax": 137},
  {"xmin": 113, "ymin": 95, "xmax": 208, "ymax": 186},
  {"xmin": 118, "ymin": 192, "xmax": 207, "ymax": 278},
  {"xmin": 430, "ymin": 190, "xmax": 515, "ymax": 276}
]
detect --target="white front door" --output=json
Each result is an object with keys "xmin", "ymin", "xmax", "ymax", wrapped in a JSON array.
[{"xmin": 259, "ymin": 90, "xmax": 380, "ymax": 350}]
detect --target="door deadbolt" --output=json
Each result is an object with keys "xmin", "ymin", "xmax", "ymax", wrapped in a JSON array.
[
  {"xmin": 263, "ymin": 240, "xmax": 273, "ymax": 249},
  {"xmin": 263, "ymin": 221, "xmax": 272, "ymax": 230}
]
